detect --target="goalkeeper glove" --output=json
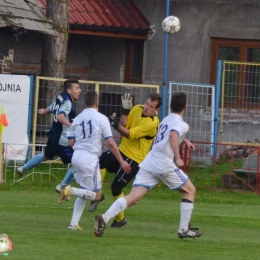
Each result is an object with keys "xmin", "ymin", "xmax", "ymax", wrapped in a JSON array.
[
  {"xmin": 109, "ymin": 113, "xmax": 119, "ymax": 129},
  {"xmin": 121, "ymin": 93, "xmax": 133, "ymax": 115}
]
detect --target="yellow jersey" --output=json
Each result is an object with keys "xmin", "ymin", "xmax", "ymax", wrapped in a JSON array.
[{"xmin": 119, "ymin": 105, "xmax": 159, "ymax": 164}]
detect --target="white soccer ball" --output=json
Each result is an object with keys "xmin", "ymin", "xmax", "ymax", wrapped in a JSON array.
[
  {"xmin": 0, "ymin": 234, "xmax": 12, "ymax": 255},
  {"xmin": 162, "ymin": 16, "xmax": 181, "ymax": 34}
]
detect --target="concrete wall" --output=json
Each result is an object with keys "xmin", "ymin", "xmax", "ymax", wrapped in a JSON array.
[{"xmin": 135, "ymin": 0, "xmax": 260, "ymax": 85}]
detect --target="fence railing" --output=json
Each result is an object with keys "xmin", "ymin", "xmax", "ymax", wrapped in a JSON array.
[
  {"xmin": 218, "ymin": 60, "xmax": 260, "ymax": 144},
  {"xmin": 183, "ymin": 141, "xmax": 260, "ymax": 194},
  {"xmin": 32, "ymin": 76, "xmax": 160, "ymax": 157}
]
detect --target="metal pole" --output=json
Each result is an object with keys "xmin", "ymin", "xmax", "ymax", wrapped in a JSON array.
[
  {"xmin": 161, "ymin": 0, "xmax": 170, "ymax": 119},
  {"xmin": 212, "ymin": 60, "xmax": 222, "ymax": 161}
]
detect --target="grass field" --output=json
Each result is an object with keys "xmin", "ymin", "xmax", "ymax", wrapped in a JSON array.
[{"xmin": 0, "ymin": 166, "xmax": 260, "ymax": 260}]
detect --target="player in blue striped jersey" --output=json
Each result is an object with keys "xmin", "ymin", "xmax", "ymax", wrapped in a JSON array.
[{"xmin": 16, "ymin": 79, "xmax": 81, "ymax": 187}]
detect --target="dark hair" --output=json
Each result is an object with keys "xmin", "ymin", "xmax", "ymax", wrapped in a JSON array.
[
  {"xmin": 63, "ymin": 78, "xmax": 79, "ymax": 92},
  {"xmin": 85, "ymin": 91, "xmax": 99, "ymax": 107},
  {"xmin": 170, "ymin": 92, "xmax": 186, "ymax": 113},
  {"xmin": 147, "ymin": 93, "xmax": 163, "ymax": 108}
]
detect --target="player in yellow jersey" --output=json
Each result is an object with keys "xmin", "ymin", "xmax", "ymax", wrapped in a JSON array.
[{"xmin": 90, "ymin": 93, "xmax": 162, "ymax": 228}]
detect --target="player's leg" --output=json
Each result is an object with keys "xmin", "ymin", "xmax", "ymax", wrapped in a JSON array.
[
  {"xmin": 159, "ymin": 167, "xmax": 202, "ymax": 239},
  {"xmin": 88, "ymin": 150, "xmax": 116, "ymax": 212},
  {"xmin": 177, "ymin": 179, "xmax": 201, "ymax": 238},
  {"xmin": 16, "ymin": 153, "xmax": 45, "ymax": 177},
  {"xmin": 88, "ymin": 168, "xmax": 106, "ymax": 212},
  {"xmin": 94, "ymin": 186, "xmax": 148, "ymax": 237},
  {"xmin": 110, "ymin": 192, "xmax": 126, "ymax": 227},
  {"xmin": 55, "ymin": 145, "xmax": 75, "ymax": 192},
  {"xmin": 59, "ymin": 151, "xmax": 102, "ymax": 205},
  {"xmin": 17, "ymin": 137, "xmax": 65, "ymax": 184},
  {"xmin": 110, "ymin": 159, "xmax": 139, "ymax": 228},
  {"xmin": 68, "ymin": 197, "xmax": 85, "ymax": 230},
  {"xmin": 94, "ymin": 168, "xmax": 154, "ymax": 237},
  {"xmin": 58, "ymin": 185, "xmax": 99, "ymax": 204},
  {"xmin": 55, "ymin": 167, "xmax": 74, "ymax": 193},
  {"xmin": 16, "ymin": 136, "xmax": 56, "ymax": 177}
]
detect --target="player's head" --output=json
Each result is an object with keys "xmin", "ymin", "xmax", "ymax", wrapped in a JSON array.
[
  {"xmin": 64, "ymin": 78, "xmax": 81, "ymax": 101},
  {"xmin": 170, "ymin": 92, "xmax": 186, "ymax": 113},
  {"xmin": 85, "ymin": 90, "xmax": 99, "ymax": 108},
  {"xmin": 143, "ymin": 93, "xmax": 162, "ymax": 117}
]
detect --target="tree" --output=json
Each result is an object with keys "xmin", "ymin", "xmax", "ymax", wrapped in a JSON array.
[{"xmin": 41, "ymin": 0, "xmax": 71, "ymax": 106}]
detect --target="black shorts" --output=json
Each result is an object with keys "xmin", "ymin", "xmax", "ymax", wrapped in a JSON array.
[
  {"xmin": 44, "ymin": 135, "xmax": 73, "ymax": 165},
  {"xmin": 99, "ymin": 150, "xmax": 140, "ymax": 194}
]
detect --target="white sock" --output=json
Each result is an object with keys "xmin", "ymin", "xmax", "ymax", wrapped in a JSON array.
[
  {"xmin": 70, "ymin": 198, "xmax": 86, "ymax": 227},
  {"xmin": 103, "ymin": 197, "xmax": 127, "ymax": 224},
  {"xmin": 70, "ymin": 187, "xmax": 96, "ymax": 201},
  {"xmin": 179, "ymin": 202, "xmax": 194, "ymax": 232}
]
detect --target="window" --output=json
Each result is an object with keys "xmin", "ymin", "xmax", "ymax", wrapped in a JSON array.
[
  {"xmin": 124, "ymin": 40, "xmax": 144, "ymax": 83},
  {"xmin": 210, "ymin": 38, "xmax": 260, "ymax": 109}
]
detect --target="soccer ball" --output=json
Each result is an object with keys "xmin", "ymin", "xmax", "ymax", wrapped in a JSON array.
[
  {"xmin": 162, "ymin": 16, "xmax": 181, "ymax": 34},
  {"xmin": 0, "ymin": 234, "xmax": 13, "ymax": 255}
]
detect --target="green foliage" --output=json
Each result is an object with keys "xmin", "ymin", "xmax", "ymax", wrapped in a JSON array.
[{"xmin": 0, "ymin": 165, "xmax": 259, "ymax": 259}]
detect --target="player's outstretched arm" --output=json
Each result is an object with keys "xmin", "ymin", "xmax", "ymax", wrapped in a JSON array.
[
  {"xmin": 106, "ymin": 138, "xmax": 131, "ymax": 173},
  {"xmin": 120, "ymin": 93, "xmax": 133, "ymax": 127},
  {"xmin": 37, "ymin": 107, "xmax": 50, "ymax": 115},
  {"xmin": 121, "ymin": 93, "xmax": 133, "ymax": 115}
]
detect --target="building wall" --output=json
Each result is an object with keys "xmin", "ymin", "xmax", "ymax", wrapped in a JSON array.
[
  {"xmin": 0, "ymin": 28, "xmax": 125, "ymax": 81},
  {"xmin": 135, "ymin": 0, "xmax": 260, "ymax": 85},
  {"xmin": 135, "ymin": 0, "xmax": 260, "ymax": 143},
  {"xmin": 1, "ymin": 1, "xmax": 260, "ymax": 144},
  {"xmin": 2, "ymin": 1, "xmax": 260, "ymax": 84}
]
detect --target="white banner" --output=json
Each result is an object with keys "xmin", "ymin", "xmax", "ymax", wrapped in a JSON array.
[{"xmin": 0, "ymin": 74, "xmax": 31, "ymax": 160}]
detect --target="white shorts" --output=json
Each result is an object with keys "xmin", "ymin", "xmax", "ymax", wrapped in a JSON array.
[
  {"xmin": 72, "ymin": 150, "xmax": 101, "ymax": 192},
  {"xmin": 133, "ymin": 167, "xmax": 189, "ymax": 190}
]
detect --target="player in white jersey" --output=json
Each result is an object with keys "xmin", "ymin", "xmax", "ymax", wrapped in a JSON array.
[
  {"xmin": 94, "ymin": 92, "xmax": 202, "ymax": 239},
  {"xmin": 58, "ymin": 91, "xmax": 131, "ymax": 230}
]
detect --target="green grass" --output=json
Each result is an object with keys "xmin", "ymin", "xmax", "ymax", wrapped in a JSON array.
[{"xmin": 1, "ymin": 166, "xmax": 260, "ymax": 259}]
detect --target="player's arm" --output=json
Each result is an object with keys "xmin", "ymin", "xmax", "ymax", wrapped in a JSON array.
[
  {"xmin": 56, "ymin": 100, "xmax": 73, "ymax": 127},
  {"xmin": 116, "ymin": 124, "xmax": 130, "ymax": 138},
  {"xmin": 67, "ymin": 123, "xmax": 76, "ymax": 146},
  {"xmin": 119, "ymin": 93, "xmax": 133, "ymax": 127},
  {"xmin": 180, "ymin": 138, "xmax": 195, "ymax": 152},
  {"xmin": 68, "ymin": 138, "xmax": 75, "ymax": 147},
  {"xmin": 119, "ymin": 114, "xmax": 128, "ymax": 127},
  {"xmin": 37, "ymin": 107, "xmax": 50, "ymax": 115},
  {"xmin": 106, "ymin": 137, "xmax": 131, "ymax": 173},
  {"xmin": 108, "ymin": 114, "xmax": 130, "ymax": 138},
  {"xmin": 169, "ymin": 130, "xmax": 184, "ymax": 167},
  {"xmin": 57, "ymin": 113, "xmax": 72, "ymax": 127},
  {"xmin": 110, "ymin": 116, "xmax": 157, "ymax": 139},
  {"xmin": 127, "ymin": 120, "xmax": 158, "ymax": 140}
]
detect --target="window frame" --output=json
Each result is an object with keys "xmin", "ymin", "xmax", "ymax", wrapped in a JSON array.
[
  {"xmin": 210, "ymin": 38, "xmax": 260, "ymax": 109},
  {"xmin": 124, "ymin": 39, "xmax": 144, "ymax": 84}
]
